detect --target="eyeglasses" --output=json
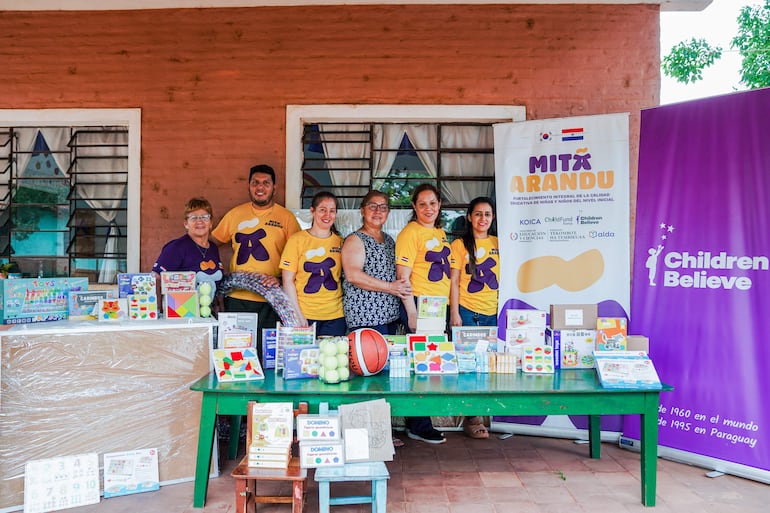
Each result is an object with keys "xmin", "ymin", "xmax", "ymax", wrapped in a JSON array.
[
  {"xmin": 187, "ymin": 214, "xmax": 212, "ymax": 222},
  {"xmin": 364, "ymin": 203, "xmax": 389, "ymax": 212}
]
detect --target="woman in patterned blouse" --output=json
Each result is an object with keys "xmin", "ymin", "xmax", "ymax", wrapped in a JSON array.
[{"xmin": 341, "ymin": 190, "xmax": 412, "ymax": 333}]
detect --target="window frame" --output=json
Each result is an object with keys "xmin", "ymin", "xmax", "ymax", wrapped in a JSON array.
[
  {"xmin": 0, "ymin": 108, "xmax": 142, "ymax": 274},
  {"xmin": 285, "ymin": 104, "xmax": 526, "ymax": 210}
]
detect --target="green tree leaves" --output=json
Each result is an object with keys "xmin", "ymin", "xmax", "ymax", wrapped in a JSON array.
[
  {"xmin": 662, "ymin": 2, "xmax": 770, "ymax": 89},
  {"xmin": 662, "ymin": 38, "xmax": 722, "ymax": 84},
  {"xmin": 732, "ymin": 2, "xmax": 770, "ymax": 88}
]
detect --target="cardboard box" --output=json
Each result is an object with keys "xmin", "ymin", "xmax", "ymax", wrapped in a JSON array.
[
  {"xmin": 627, "ymin": 335, "xmax": 649, "ymax": 352},
  {"xmin": 596, "ymin": 317, "xmax": 628, "ymax": 351},
  {"xmin": 545, "ymin": 328, "xmax": 597, "ymax": 369},
  {"xmin": 0, "ymin": 277, "xmax": 88, "ymax": 324},
  {"xmin": 505, "ymin": 309, "xmax": 547, "ymax": 328},
  {"xmin": 550, "ymin": 303, "xmax": 597, "ymax": 330},
  {"xmin": 299, "ymin": 441, "xmax": 344, "ymax": 468}
]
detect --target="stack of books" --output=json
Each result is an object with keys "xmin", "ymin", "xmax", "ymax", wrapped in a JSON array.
[{"xmin": 247, "ymin": 402, "xmax": 294, "ymax": 469}]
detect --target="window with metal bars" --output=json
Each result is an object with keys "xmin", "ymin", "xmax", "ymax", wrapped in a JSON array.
[
  {"xmin": 301, "ymin": 122, "xmax": 496, "ymax": 238},
  {"xmin": 0, "ymin": 126, "xmax": 128, "ymax": 282}
]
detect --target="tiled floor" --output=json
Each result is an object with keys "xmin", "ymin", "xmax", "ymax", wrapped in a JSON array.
[{"xmin": 72, "ymin": 431, "xmax": 768, "ymax": 513}]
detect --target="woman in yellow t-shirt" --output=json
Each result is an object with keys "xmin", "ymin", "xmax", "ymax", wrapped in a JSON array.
[
  {"xmin": 450, "ymin": 197, "xmax": 499, "ymax": 327},
  {"xmin": 395, "ymin": 183, "xmax": 453, "ymax": 444},
  {"xmin": 450, "ymin": 197, "xmax": 499, "ymax": 439},
  {"xmin": 280, "ymin": 191, "xmax": 346, "ymax": 337}
]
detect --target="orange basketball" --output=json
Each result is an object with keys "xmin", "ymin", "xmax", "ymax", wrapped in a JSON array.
[{"xmin": 348, "ymin": 328, "xmax": 389, "ymax": 376}]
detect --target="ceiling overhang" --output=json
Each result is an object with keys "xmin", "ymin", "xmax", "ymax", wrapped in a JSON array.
[{"xmin": 0, "ymin": 1, "xmax": 712, "ymax": 13}]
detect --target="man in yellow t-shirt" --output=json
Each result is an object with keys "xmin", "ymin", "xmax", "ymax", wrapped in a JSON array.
[{"xmin": 211, "ymin": 164, "xmax": 300, "ymax": 352}]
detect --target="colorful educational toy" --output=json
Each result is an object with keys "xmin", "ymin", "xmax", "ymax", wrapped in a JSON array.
[
  {"xmin": 212, "ymin": 347, "xmax": 265, "ymax": 381},
  {"xmin": 521, "ymin": 345, "xmax": 555, "ymax": 374},
  {"xmin": 412, "ymin": 340, "xmax": 459, "ymax": 374},
  {"xmin": 0, "ymin": 277, "xmax": 88, "ymax": 324},
  {"xmin": 165, "ymin": 290, "xmax": 199, "ymax": 318}
]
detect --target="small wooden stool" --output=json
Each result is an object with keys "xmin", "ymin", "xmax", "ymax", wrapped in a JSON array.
[
  {"xmin": 231, "ymin": 455, "xmax": 306, "ymax": 513},
  {"xmin": 230, "ymin": 401, "xmax": 309, "ymax": 513},
  {"xmin": 314, "ymin": 461, "xmax": 390, "ymax": 513}
]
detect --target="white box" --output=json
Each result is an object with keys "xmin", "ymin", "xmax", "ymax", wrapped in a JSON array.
[
  {"xmin": 505, "ymin": 309, "xmax": 547, "ymax": 328},
  {"xmin": 296, "ymin": 414, "xmax": 341, "ymax": 441},
  {"xmin": 416, "ymin": 317, "xmax": 446, "ymax": 333},
  {"xmin": 299, "ymin": 441, "xmax": 345, "ymax": 468},
  {"xmin": 505, "ymin": 326, "xmax": 545, "ymax": 345}
]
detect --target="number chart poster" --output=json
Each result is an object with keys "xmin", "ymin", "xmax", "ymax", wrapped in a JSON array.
[
  {"xmin": 631, "ymin": 89, "xmax": 770, "ymax": 476},
  {"xmin": 492, "ymin": 113, "xmax": 630, "ymax": 432}
]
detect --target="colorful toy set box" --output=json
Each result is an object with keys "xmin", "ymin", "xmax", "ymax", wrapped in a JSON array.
[{"xmin": 0, "ymin": 277, "xmax": 88, "ymax": 324}]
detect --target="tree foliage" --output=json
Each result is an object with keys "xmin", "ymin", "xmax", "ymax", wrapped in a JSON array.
[
  {"xmin": 662, "ymin": 38, "xmax": 722, "ymax": 84},
  {"xmin": 662, "ymin": 2, "xmax": 770, "ymax": 89},
  {"xmin": 732, "ymin": 2, "xmax": 770, "ymax": 88}
]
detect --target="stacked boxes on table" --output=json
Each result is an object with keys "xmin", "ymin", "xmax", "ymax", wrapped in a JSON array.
[
  {"xmin": 545, "ymin": 304, "xmax": 598, "ymax": 370},
  {"xmin": 504, "ymin": 308, "xmax": 549, "ymax": 371},
  {"xmin": 415, "ymin": 295, "xmax": 447, "ymax": 333},
  {"xmin": 297, "ymin": 414, "xmax": 344, "ymax": 468},
  {"xmin": 247, "ymin": 402, "xmax": 293, "ymax": 469}
]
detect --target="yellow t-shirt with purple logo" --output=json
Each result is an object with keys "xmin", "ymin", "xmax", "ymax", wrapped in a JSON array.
[
  {"xmin": 279, "ymin": 230, "xmax": 344, "ymax": 321},
  {"xmin": 211, "ymin": 202, "xmax": 300, "ymax": 302},
  {"xmin": 395, "ymin": 221, "xmax": 453, "ymax": 297},
  {"xmin": 450, "ymin": 236, "xmax": 500, "ymax": 316}
]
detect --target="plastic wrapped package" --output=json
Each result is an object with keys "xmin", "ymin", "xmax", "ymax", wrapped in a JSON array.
[{"xmin": 0, "ymin": 319, "xmax": 216, "ymax": 510}]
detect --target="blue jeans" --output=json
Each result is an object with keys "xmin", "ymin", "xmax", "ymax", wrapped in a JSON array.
[{"xmin": 459, "ymin": 305, "xmax": 497, "ymax": 327}]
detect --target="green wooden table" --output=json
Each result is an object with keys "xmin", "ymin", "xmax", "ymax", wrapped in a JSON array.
[{"xmin": 191, "ymin": 370, "xmax": 671, "ymax": 508}]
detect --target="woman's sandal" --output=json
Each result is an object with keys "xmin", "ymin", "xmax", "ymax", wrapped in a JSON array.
[
  {"xmin": 392, "ymin": 436, "xmax": 405, "ymax": 448},
  {"xmin": 463, "ymin": 417, "xmax": 490, "ymax": 439}
]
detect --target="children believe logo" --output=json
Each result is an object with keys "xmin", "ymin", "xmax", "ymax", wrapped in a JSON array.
[{"xmin": 648, "ymin": 222, "xmax": 768, "ymax": 291}]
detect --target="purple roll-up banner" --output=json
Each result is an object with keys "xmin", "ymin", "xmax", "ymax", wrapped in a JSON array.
[{"xmin": 630, "ymin": 89, "xmax": 770, "ymax": 477}]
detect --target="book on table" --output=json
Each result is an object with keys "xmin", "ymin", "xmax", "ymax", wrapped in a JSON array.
[{"xmin": 593, "ymin": 350, "xmax": 662, "ymax": 389}]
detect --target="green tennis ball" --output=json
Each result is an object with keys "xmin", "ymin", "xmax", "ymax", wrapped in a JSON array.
[
  {"xmin": 199, "ymin": 282, "xmax": 213, "ymax": 295},
  {"xmin": 199, "ymin": 294, "xmax": 212, "ymax": 306},
  {"xmin": 200, "ymin": 305, "xmax": 211, "ymax": 317}
]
